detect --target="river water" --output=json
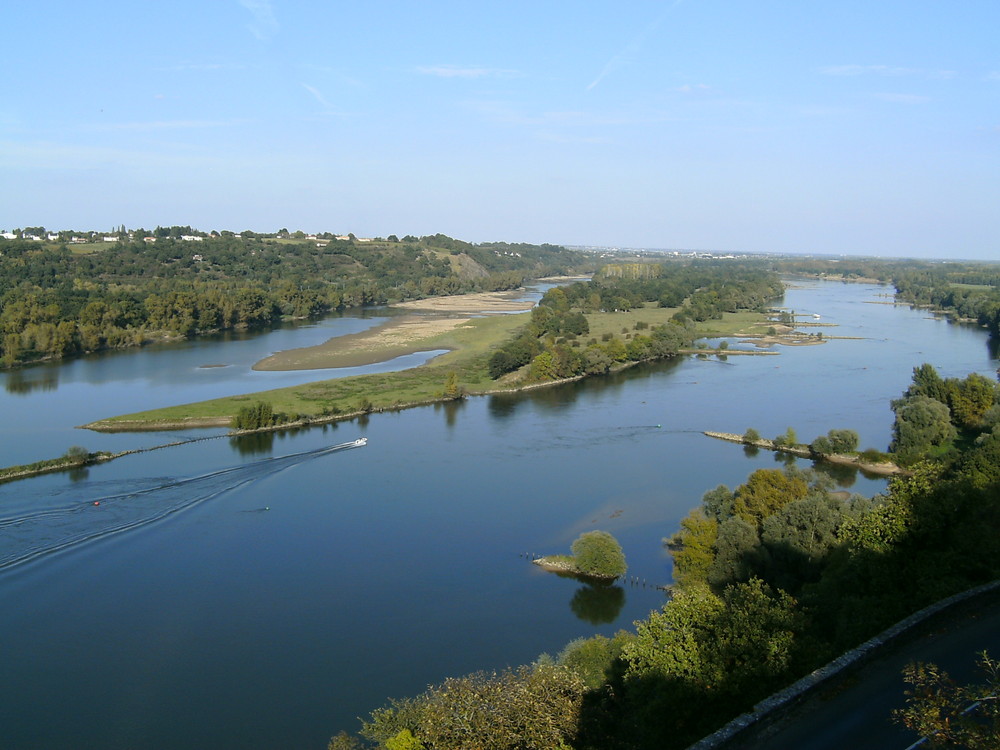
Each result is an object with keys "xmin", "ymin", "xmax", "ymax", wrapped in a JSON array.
[{"xmin": 0, "ymin": 279, "xmax": 996, "ymax": 749}]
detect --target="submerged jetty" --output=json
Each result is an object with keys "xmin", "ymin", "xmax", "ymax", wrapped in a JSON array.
[{"xmin": 703, "ymin": 431, "xmax": 907, "ymax": 476}]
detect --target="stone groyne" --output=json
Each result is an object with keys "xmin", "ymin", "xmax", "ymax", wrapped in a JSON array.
[{"xmin": 703, "ymin": 431, "xmax": 906, "ymax": 476}]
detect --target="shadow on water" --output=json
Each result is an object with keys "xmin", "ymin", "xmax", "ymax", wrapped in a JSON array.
[{"xmin": 570, "ymin": 581, "xmax": 626, "ymax": 625}]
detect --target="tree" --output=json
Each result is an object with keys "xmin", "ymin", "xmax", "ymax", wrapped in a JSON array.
[
  {"xmin": 232, "ymin": 401, "xmax": 277, "ymax": 430},
  {"xmin": 731, "ymin": 468, "xmax": 809, "ymax": 528},
  {"xmin": 893, "ymin": 652, "xmax": 1000, "ymax": 748},
  {"xmin": 361, "ymin": 664, "xmax": 584, "ymax": 750},
  {"xmin": 773, "ymin": 427, "xmax": 798, "ymax": 447},
  {"xmin": 669, "ymin": 510, "xmax": 718, "ymax": 588},
  {"xmin": 891, "ymin": 395, "xmax": 957, "ymax": 459},
  {"xmin": 442, "ymin": 372, "xmax": 462, "ymax": 399},
  {"xmin": 571, "ymin": 530, "xmax": 627, "ymax": 579},
  {"xmin": 827, "ymin": 429, "xmax": 859, "ymax": 453},
  {"xmin": 64, "ymin": 445, "xmax": 90, "ymax": 465},
  {"xmin": 743, "ymin": 428, "xmax": 761, "ymax": 444}
]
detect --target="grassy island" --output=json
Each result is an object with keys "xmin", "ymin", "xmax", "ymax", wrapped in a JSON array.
[{"xmin": 83, "ymin": 264, "xmax": 790, "ymax": 433}]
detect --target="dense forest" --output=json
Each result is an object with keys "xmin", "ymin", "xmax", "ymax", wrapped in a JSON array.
[
  {"xmin": 0, "ymin": 231, "xmax": 588, "ymax": 367},
  {"xmin": 331, "ymin": 362, "xmax": 1000, "ymax": 750}
]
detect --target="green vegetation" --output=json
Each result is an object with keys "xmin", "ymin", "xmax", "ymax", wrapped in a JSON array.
[
  {"xmin": 487, "ymin": 262, "xmax": 782, "ymax": 384},
  {"xmin": 0, "ymin": 445, "xmax": 101, "ymax": 481},
  {"xmin": 356, "ymin": 663, "xmax": 585, "ymax": 750},
  {"xmin": 0, "ymin": 231, "xmax": 588, "ymax": 367},
  {"xmin": 231, "ymin": 401, "xmax": 280, "ymax": 431},
  {"xmin": 90, "ymin": 262, "xmax": 780, "ymax": 430},
  {"xmin": 890, "ymin": 364, "xmax": 1000, "ymax": 464},
  {"xmin": 570, "ymin": 531, "xmax": 627, "ymax": 579},
  {"xmin": 893, "ymin": 651, "xmax": 1000, "ymax": 747},
  {"xmin": 809, "ymin": 429, "xmax": 860, "ymax": 455},
  {"xmin": 334, "ymin": 365, "xmax": 1000, "ymax": 749}
]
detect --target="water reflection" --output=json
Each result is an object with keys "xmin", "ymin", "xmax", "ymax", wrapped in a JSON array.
[
  {"xmin": 488, "ymin": 394, "xmax": 518, "ymax": 419},
  {"xmin": 230, "ymin": 432, "xmax": 276, "ymax": 455},
  {"xmin": 5, "ymin": 368, "xmax": 59, "ymax": 395},
  {"xmin": 774, "ymin": 452, "xmax": 797, "ymax": 467},
  {"xmin": 434, "ymin": 399, "xmax": 465, "ymax": 428},
  {"xmin": 815, "ymin": 461, "xmax": 858, "ymax": 488},
  {"xmin": 569, "ymin": 581, "xmax": 626, "ymax": 624}
]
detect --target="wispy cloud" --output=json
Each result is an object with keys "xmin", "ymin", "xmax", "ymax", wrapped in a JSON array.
[
  {"xmin": 239, "ymin": 0, "xmax": 278, "ymax": 41},
  {"xmin": 587, "ymin": 0, "xmax": 684, "ymax": 92},
  {"xmin": 301, "ymin": 83, "xmax": 332, "ymax": 110},
  {"xmin": 416, "ymin": 65, "xmax": 519, "ymax": 79},
  {"xmin": 871, "ymin": 92, "xmax": 930, "ymax": 104}
]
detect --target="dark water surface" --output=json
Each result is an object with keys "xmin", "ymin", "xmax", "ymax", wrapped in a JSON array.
[{"xmin": 0, "ymin": 280, "xmax": 996, "ymax": 749}]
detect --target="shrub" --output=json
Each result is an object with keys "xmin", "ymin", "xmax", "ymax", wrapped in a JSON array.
[{"xmin": 571, "ymin": 530, "xmax": 627, "ymax": 579}]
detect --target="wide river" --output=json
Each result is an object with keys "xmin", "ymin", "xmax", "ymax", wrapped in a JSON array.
[{"xmin": 0, "ymin": 278, "xmax": 996, "ymax": 749}]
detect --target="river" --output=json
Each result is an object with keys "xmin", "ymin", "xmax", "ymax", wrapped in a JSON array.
[{"xmin": 0, "ymin": 278, "xmax": 996, "ymax": 749}]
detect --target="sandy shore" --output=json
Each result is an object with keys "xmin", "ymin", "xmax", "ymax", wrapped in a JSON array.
[
  {"xmin": 391, "ymin": 290, "xmax": 535, "ymax": 313},
  {"xmin": 254, "ymin": 291, "xmax": 537, "ymax": 371},
  {"xmin": 253, "ymin": 314, "xmax": 473, "ymax": 371}
]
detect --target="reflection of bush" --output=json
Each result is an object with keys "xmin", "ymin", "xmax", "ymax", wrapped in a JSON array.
[{"xmin": 570, "ymin": 583, "xmax": 625, "ymax": 624}]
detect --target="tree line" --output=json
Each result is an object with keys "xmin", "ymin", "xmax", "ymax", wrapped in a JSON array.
[{"xmin": 0, "ymin": 233, "xmax": 589, "ymax": 367}]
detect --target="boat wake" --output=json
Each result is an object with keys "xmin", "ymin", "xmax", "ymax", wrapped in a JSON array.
[{"xmin": 0, "ymin": 439, "xmax": 365, "ymax": 574}]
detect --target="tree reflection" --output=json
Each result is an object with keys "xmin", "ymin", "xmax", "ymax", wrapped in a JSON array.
[
  {"xmin": 5, "ymin": 369, "xmax": 59, "ymax": 395},
  {"xmin": 488, "ymin": 394, "xmax": 519, "ymax": 419},
  {"xmin": 435, "ymin": 398, "xmax": 465, "ymax": 428},
  {"xmin": 229, "ymin": 432, "xmax": 275, "ymax": 455},
  {"xmin": 814, "ymin": 461, "xmax": 858, "ymax": 488},
  {"xmin": 569, "ymin": 581, "xmax": 625, "ymax": 625}
]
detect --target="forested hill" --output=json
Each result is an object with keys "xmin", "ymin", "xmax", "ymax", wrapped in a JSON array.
[{"xmin": 0, "ymin": 232, "xmax": 588, "ymax": 367}]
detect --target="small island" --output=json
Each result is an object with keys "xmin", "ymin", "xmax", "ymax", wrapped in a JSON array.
[{"xmin": 533, "ymin": 530, "xmax": 628, "ymax": 581}]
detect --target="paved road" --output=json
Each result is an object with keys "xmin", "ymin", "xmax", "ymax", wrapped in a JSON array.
[{"xmin": 731, "ymin": 589, "xmax": 1000, "ymax": 749}]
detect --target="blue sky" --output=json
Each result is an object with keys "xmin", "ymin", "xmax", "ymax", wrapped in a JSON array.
[{"xmin": 2, "ymin": 1, "xmax": 998, "ymax": 259}]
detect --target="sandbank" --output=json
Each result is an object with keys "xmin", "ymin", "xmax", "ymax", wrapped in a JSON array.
[
  {"xmin": 254, "ymin": 314, "xmax": 473, "ymax": 371},
  {"xmin": 254, "ymin": 291, "xmax": 537, "ymax": 371},
  {"xmin": 391, "ymin": 289, "xmax": 535, "ymax": 313}
]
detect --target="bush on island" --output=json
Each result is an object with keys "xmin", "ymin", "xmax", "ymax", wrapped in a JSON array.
[{"xmin": 571, "ymin": 530, "xmax": 627, "ymax": 579}]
